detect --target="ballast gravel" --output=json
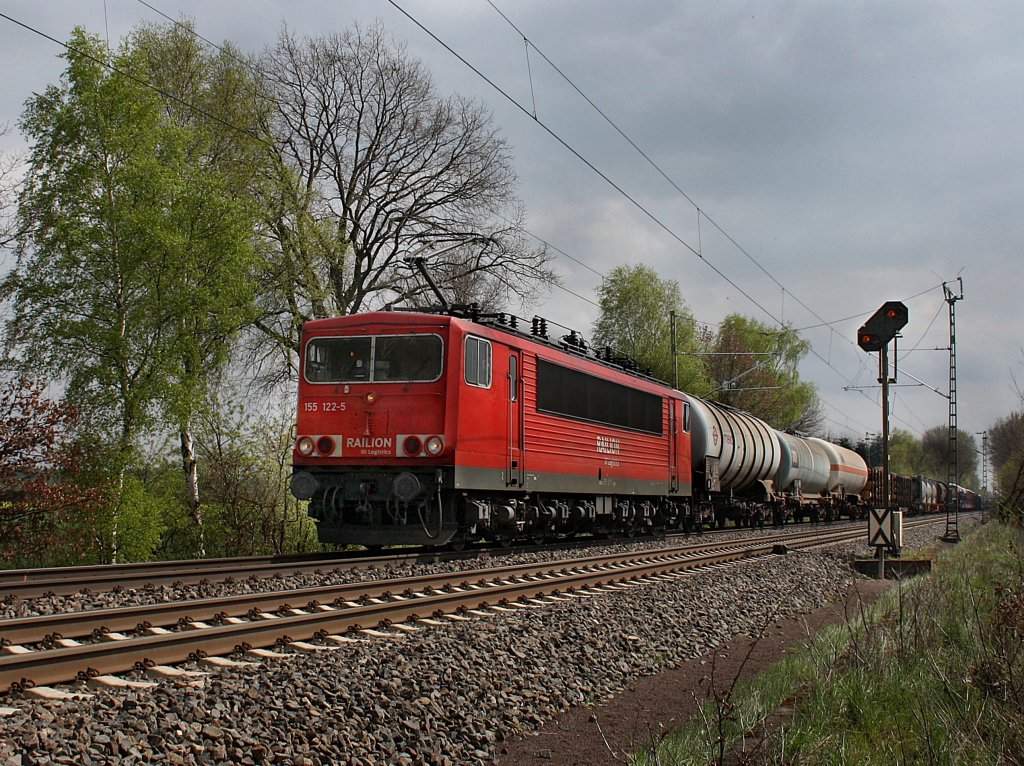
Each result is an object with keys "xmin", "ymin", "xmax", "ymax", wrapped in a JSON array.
[{"xmin": 0, "ymin": 524, "xmax": 942, "ymax": 765}]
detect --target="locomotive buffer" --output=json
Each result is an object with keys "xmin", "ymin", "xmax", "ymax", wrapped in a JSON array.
[{"xmin": 858, "ymin": 301, "xmax": 908, "ymax": 574}]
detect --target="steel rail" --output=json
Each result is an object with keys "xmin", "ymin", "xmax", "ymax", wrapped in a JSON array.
[
  {"xmin": 0, "ymin": 519, "xmax": 878, "ymax": 600},
  {"xmin": 0, "ymin": 520, "xmax": 941, "ymax": 693},
  {"xmin": 0, "ymin": 541, "xmax": 757, "ymax": 646},
  {"xmin": 0, "ymin": 520, "xmax": 907, "ymax": 646},
  {"xmin": 0, "ymin": 534, "xmax": 678, "ymax": 599},
  {"xmin": 0, "ymin": 518, "xmax": 940, "ymax": 647}
]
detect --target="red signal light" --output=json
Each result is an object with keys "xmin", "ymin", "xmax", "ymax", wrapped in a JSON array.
[{"xmin": 858, "ymin": 331, "xmax": 884, "ymax": 352}]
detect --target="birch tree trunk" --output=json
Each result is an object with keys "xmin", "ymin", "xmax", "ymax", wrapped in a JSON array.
[{"xmin": 180, "ymin": 421, "xmax": 206, "ymax": 557}]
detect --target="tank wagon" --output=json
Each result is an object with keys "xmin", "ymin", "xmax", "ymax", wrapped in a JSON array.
[{"xmin": 291, "ymin": 307, "xmax": 953, "ymax": 548}]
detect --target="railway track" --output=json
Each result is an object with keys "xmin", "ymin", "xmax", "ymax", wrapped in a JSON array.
[
  {"xmin": 0, "ymin": 536, "xmax": 667, "ymax": 600},
  {"xmin": 0, "ymin": 519, "xmax": 941, "ymax": 694},
  {"xmin": 0, "ymin": 519, "xmax": 881, "ymax": 600}
]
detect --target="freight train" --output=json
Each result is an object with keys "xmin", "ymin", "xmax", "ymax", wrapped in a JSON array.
[{"xmin": 290, "ymin": 306, "xmax": 972, "ymax": 547}]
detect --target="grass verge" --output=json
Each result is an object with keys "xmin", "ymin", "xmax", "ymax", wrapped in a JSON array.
[{"xmin": 635, "ymin": 521, "xmax": 1024, "ymax": 765}]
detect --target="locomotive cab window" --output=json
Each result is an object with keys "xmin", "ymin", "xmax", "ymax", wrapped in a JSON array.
[
  {"xmin": 465, "ymin": 336, "xmax": 492, "ymax": 388},
  {"xmin": 304, "ymin": 334, "xmax": 442, "ymax": 383},
  {"xmin": 373, "ymin": 335, "xmax": 443, "ymax": 382}
]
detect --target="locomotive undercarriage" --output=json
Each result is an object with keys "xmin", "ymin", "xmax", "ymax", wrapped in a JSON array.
[{"xmin": 292, "ymin": 465, "xmax": 694, "ymax": 547}]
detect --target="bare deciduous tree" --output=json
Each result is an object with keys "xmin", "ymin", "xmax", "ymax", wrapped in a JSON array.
[
  {"xmin": 254, "ymin": 23, "xmax": 555, "ymax": 373},
  {"xmin": 0, "ymin": 124, "xmax": 23, "ymax": 253}
]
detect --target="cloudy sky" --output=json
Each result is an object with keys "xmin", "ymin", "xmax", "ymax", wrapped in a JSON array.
[{"xmin": 2, "ymin": 0, "xmax": 1022, "ymax": 458}]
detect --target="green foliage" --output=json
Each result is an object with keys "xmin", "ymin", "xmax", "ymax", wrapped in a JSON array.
[
  {"xmin": 707, "ymin": 314, "xmax": 821, "ymax": 431},
  {"xmin": 995, "ymin": 456, "xmax": 1024, "ymax": 524},
  {"xmin": 921, "ymin": 426, "xmax": 979, "ymax": 488},
  {"xmin": 128, "ymin": 21, "xmax": 266, "ymax": 428},
  {"xmin": 3, "ymin": 27, "xmax": 264, "ymax": 559},
  {"xmin": 192, "ymin": 395, "xmax": 322, "ymax": 557},
  {"xmin": 102, "ymin": 473, "xmax": 166, "ymax": 561},
  {"xmin": 6, "ymin": 27, "xmax": 259, "ymax": 443},
  {"xmin": 640, "ymin": 522, "xmax": 1024, "ymax": 765},
  {"xmin": 888, "ymin": 429, "xmax": 924, "ymax": 475},
  {"xmin": 858, "ymin": 429, "xmax": 924, "ymax": 473},
  {"xmin": 990, "ymin": 413, "xmax": 1024, "ymax": 470},
  {"xmin": 591, "ymin": 263, "xmax": 710, "ymax": 391}
]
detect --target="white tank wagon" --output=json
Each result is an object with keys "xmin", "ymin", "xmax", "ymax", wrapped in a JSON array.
[
  {"xmin": 774, "ymin": 432, "xmax": 832, "ymax": 495},
  {"xmin": 807, "ymin": 438, "xmax": 869, "ymax": 496},
  {"xmin": 683, "ymin": 395, "xmax": 781, "ymax": 527},
  {"xmin": 771, "ymin": 434, "xmax": 867, "ymax": 521},
  {"xmin": 912, "ymin": 475, "xmax": 943, "ymax": 513}
]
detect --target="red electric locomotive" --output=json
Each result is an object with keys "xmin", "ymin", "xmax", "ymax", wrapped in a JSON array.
[{"xmin": 290, "ymin": 309, "xmax": 693, "ymax": 547}]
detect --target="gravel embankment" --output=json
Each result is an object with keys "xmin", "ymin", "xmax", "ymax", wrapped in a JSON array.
[{"xmin": 0, "ymin": 523, "xmax": 943, "ymax": 765}]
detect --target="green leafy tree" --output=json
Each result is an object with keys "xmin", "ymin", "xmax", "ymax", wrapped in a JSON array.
[
  {"xmin": 194, "ymin": 397, "xmax": 320, "ymax": 557},
  {"xmin": 989, "ymin": 411, "xmax": 1024, "ymax": 475},
  {"xmin": 890, "ymin": 429, "xmax": 924, "ymax": 475},
  {"xmin": 130, "ymin": 22, "xmax": 268, "ymax": 555},
  {"xmin": 591, "ymin": 263, "xmax": 710, "ymax": 390},
  {"xmin": 706, "ymin": 314, "xmax": 821, "ymax": 431},
  {"xmin": 3, "ymin": 28, "xmax": 259, "ymax": 560},
  {"xmin": 920, "ymin": 426, "xmax": 979, "ymax": 488},
  {"xmin": 857, "ymin": 429, "xmax": 924, "ymax": 474}
]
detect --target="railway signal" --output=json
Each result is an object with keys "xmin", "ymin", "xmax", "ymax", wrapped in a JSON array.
[
  {"xmin": 857, "ymin": 301, "xmax": 908, "ymax": 352},
  {"xmin": 858, "ymin": 300, "xmax": 909, "ymax": 567}
]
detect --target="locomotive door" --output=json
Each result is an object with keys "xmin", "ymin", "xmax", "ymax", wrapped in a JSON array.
[
  {"xmin": 507, "ymin": 351, "xmax": 526, "ymax": 487},
  {"xmin": 669, "ymin": 399, "xmax": 680, "ymax": 493}
]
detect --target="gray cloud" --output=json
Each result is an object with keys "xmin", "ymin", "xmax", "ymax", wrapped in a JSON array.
[{"xmin": 1, "ymin": 0, "xmax": 1020, "ymax": 449}]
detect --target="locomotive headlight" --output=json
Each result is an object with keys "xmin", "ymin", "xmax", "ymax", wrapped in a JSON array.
[
  {"xmin": 316, "ymin": 436, "xmax": 335, "ymax": 455},
  {"xmin": 365, "ymin": 391, "xmax": 378, "ymax": 404},
  {"xmin": 424, "ymin": 435, "xmax": 445, "ymax": 456},
  {"xmin": 296, "ymin": 436, "xmax": 315, "ymax": 456}
]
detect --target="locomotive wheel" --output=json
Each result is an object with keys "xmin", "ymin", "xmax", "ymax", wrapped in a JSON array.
[{"xmin": 448, "ymin": 535, "xmax": 468, "ymax": 552}]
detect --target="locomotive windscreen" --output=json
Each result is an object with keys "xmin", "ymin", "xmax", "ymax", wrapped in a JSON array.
[
  {"xmin": 304, "ymin": 334, "xmax": 443, "ymax": 383},
  {"xmin": 536, "ymin": 359, "xmax": 663, "ymax": 435}
]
